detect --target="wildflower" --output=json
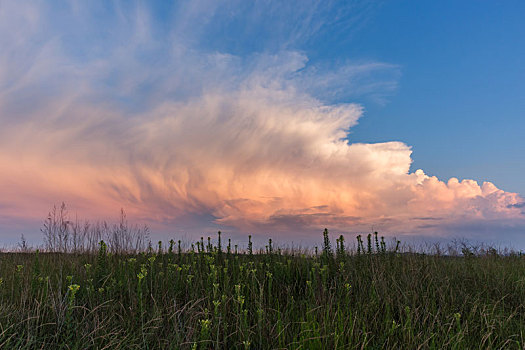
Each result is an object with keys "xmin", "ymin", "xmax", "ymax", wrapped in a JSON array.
[
  {"xmin": 69, "ymin": 284, "xmax": 80, "ymax": 292},
  {"xmin": 138, "ymin": 265, "xmax": 148, "ymax": 280},
  {"xmin": 200, "ymin": 319, "xmax": 211, "ymax": 329},
  {"xmin": 213, "ymin": 300, "xmax": 221, "ymax": 315},
  {"xmin": 391, "ymin": 320, "xmax": 399, "ymax": 331}
]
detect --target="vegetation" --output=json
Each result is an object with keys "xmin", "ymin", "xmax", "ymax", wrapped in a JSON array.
[{"xmin": 0, "ymin": 208, "xmax": 524, "ymax": 348}]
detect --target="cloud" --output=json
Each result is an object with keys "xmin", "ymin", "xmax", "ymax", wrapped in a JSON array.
[
  {"xmin": 508, "ymin": 202, "xmax": 525, "ymax": 209},
  {"xmin": 0, "ymin": 0, "xmax": 524, "ymax": 242}
]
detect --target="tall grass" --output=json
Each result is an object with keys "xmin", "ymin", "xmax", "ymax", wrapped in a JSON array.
[{"xmin": 0, "ymin": 227, "xmax": 524, "ymax": 349}]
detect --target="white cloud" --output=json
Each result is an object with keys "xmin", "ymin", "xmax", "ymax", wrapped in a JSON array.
[{"xmin": 0, "ymin": 0, "xmax": 523, "ymax": 242}]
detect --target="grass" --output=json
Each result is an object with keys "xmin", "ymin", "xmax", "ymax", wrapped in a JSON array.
[{"xmin": 0, "ymin": 230, "xmax": 524, "ymax": 349}]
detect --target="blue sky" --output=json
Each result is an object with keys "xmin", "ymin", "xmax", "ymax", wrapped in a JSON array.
[
  {"xmin": 0, "ymin": 0, "xmax": 524, "ymax": 248},
  {"xmin": 346, "ymin": 0, "xmax": 525, "ymax": 196}
]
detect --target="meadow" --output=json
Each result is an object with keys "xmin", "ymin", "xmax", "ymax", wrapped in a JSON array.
[{"xmin": 0, "ymin": 209, "xmax": 524, "ymax": 349}]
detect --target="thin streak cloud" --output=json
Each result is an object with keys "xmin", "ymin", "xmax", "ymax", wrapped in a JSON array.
[{"xmin": 0, "ymin": 1, "xmax": 523, "ymax": 243}]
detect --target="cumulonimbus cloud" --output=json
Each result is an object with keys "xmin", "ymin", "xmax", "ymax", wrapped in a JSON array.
[{"xmin": 0, "ymin": 1, "xmax": 523, "ymax": 241}]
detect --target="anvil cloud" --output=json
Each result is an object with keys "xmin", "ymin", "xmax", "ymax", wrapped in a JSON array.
[{"xmin": 0, "ymin": 1, "xmax": 523, "ymax": 243}]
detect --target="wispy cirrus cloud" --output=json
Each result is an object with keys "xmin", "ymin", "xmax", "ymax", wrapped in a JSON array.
[{"xmin": 0, "ymin": 0, "xmax": 523, "ymax": 243}]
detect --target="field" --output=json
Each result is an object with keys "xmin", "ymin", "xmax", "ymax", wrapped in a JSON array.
[{"xmin": 1, "ymin": 228, "xmax": 524, "ymax": 349}]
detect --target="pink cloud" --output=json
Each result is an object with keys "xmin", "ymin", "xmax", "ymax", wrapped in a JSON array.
[{"xmin": 0, "ymin": 1, "xmax": 523, "ymax": 243}]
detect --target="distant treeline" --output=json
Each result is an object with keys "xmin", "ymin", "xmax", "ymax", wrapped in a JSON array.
[{"xmin": 21, "ymin": 203, "xmax": 522, "ymax": 259}]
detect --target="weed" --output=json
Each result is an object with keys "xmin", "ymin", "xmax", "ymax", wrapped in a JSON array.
[{"xmin": 0, "ymin": 227, "xmax": 523, "ymax": 349}]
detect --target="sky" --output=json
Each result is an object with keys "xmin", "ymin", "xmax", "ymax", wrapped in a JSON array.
[{"xmin": 1, "ymin": 0, "xmax": 524, "ymax": 248}]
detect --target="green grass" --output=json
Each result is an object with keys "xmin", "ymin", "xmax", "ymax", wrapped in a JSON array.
[{"xmin": 0, "ymin": 232, "xmax": 524, "ymax": 349}]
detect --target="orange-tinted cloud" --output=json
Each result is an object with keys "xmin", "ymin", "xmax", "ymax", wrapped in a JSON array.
[{"xmin": 0, "ymin": 1, "xmax": 523, "ymax": 242}]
